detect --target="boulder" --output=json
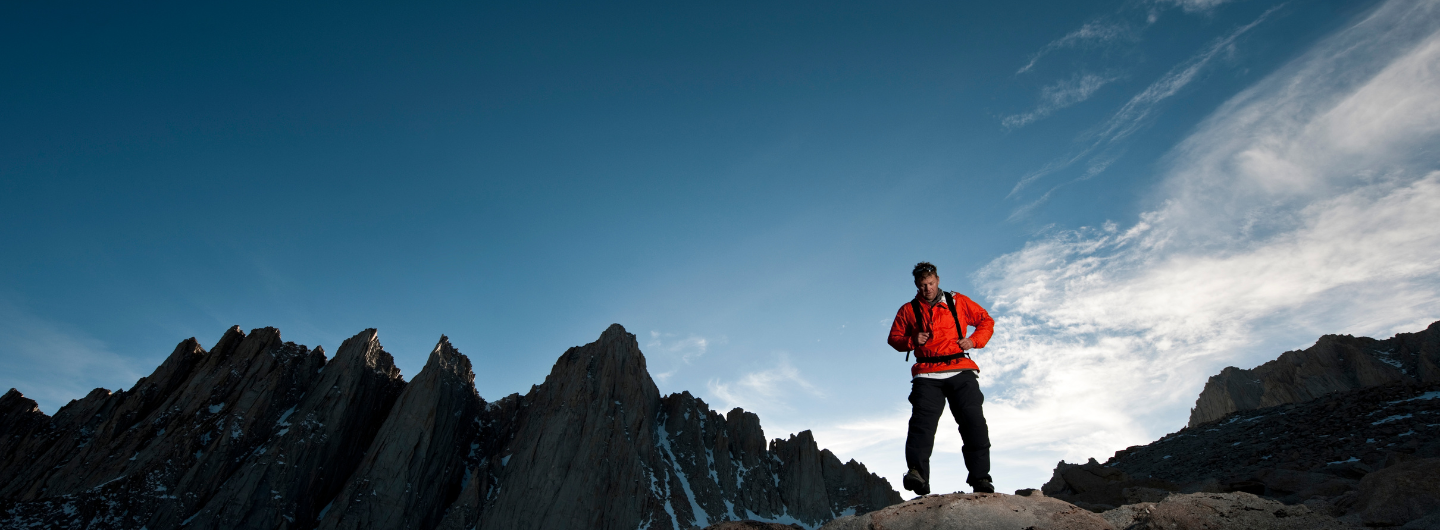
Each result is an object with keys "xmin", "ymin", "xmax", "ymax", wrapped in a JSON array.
[
  {"xmin": 1255, "ymin": 467, "xmax": 1356, "ymax": 503},
  {"xmin": 819, "ymin": 492, "xmax": 1111, "ymax": 530},
  {"xmin": 1102, "ymin": 492, "xmax": 1349, "ymax": 530},
  {"xmin": 1041, "ymin": 458, "xmax": 1178, "ymax": 510},
  {"xmin": 1349, "ymin": 457, "xmax": 1440, "ymax": 526}
]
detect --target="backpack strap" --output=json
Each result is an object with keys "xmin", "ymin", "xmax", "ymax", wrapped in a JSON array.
[
  {"xmin": 907, "ymin": 299, "xmax": 924, "ymax": 362},
  {"xmin": 914, "ymin": 292, "xmax": 969, "ymax": 364},
  {"xmin": 945, "ymin": 292, "xmax": 963, "ymax": 341}
]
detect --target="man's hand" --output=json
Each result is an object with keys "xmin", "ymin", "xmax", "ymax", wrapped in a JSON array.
[
  {"xmin": 916, "ymin": 332, "xmax": 931, "ymax": 346},
  {"xmin": 957, "ymin": 338, "xmax": 974, "ymax": 350}
]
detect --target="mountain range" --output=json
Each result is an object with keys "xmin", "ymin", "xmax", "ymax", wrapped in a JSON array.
[{"xmin": 0, "ymin": 324, "xmax": 899, "ymax": 530}]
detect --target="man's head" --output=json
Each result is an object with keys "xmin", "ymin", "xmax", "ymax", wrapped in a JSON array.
[{"xmin": 912, "ymin": 262, "xmax": 940, "ymax": 302}]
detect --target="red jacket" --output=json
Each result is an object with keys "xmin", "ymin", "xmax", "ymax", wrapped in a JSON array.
[{"xmin": 888, "ymin": 292, "xmax": 995, "ymax": 377}]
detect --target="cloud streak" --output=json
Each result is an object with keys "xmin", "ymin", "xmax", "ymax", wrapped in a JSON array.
[
  {"xmin": 1006, "ymin": 5, "xmax": 1281, "ymax": 206},
  {"xmin": 1003, "ymin": 73, "xmax": 1120, "ymax": 129},
  {"xmin": 1158, "ymin": 0, "xmax": 1238, "ymax": 14},
  {"xmin": 1018, "ymin": 21, "xmax": 1131, "ymax": 74},
  {"xmin": 648, "ymin": 330, "xmax": 712, "ymax": 383},
  {"xmin": 706, "ymin": 355, "xmax": 823, "ymax": 416}
]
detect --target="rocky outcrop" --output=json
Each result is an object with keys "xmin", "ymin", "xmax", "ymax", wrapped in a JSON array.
[
  {"xmin": 0, "ymin": 324, "xmax": 899, "ymax": 530},
  {"xmin": 819, "ymin": 491, "xmax": 1111, "ymax": 530},
  {"xmin": 1040, "ymin": 458, "xmax": 1180, "ymax": 512},
  {"xmin": 1104, "ymin": 382, "xmax": 1440, "ymax": 489},
  {"xmin": 1189, "ymin": 320, "xmax": 1440, "ymax": 427},
  {"xmin": 1346, "ymin": 457, "xmax": 1440, "ymax": 527},
  {"xmin": 1037, "ymin": 322, "xmax": 1440, "ymax": 528},
  {"xmin": 1101, "ymin": 492, "xmax": 1349, "ymax": 530},
  {"xmin": 1040, "ymin": 382, "xmax": 1440, "ymax": 526}
]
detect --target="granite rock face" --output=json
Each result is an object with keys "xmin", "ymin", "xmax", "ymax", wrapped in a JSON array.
[
  {"xmin": 1, "ymin": 324, "xmax": 898, "ymax": 530},
  {"xmin": 187, "ymin": 329, "xmax": 407, "ymax": 530},
  {"xmin": 0, "ymin": 327, "xmax": 330, "ymax": 529},
  {"xmin": 316, "ymin": 336, "xmax": 481, "ymax": 530},
  {"xmin": 1189, "ymin": 320, "xmax": 1440, "ymax": 427},
  {"xmin": 819, "ymin": 491, "xmax": 1111, "ymax": 530}
]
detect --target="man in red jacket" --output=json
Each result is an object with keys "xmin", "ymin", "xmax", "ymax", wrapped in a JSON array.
[{"xmin": 887, "ymin": 261, "xmax": 996, "ymax": 496}]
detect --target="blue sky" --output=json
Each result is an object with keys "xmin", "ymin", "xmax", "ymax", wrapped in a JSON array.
[{"xmin": 4, "ymin": 0, "xmax": 1439, "ymax": 496}]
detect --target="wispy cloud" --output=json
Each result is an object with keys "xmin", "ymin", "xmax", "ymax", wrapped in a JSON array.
[
  {"xmin": 822, "ymin": 0, "xmax": 1440, "ymax": 494},
  {"xmin": 1006, "ymin": 6, "xmax": 1281, "ymax": 213},
  {"xmin": 1018, "ymin": 21, "xmax": 1132, "ymax": 74},
  {"xmin": 1156, "ymin": 0, "xmax": 1237, "ymax": 14},
  {"xmin": 1003, "ymin": 73, "xmax": 1121, "ymax": 129},
  {"xmin": 706, "ymin": 355, "xmax": 823, "ymax": 415},
  {"xmin": 647, "ymin": 330, "xmax": 712, "ymax": 383},
  {"xmin": 1096, "ymin": 6, "xmax": 1281, "ymax": 145},
  {"xmin": 0, "ymin": 301, "xmax": 143, "ymax": 414}
]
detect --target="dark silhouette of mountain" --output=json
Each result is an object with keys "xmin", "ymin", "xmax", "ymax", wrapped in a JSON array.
[{"xmin": 0, "ymin": 324, "xmax": 899, "ymax": 530}]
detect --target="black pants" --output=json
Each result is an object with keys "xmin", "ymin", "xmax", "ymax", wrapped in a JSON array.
[{"xmin": 905, "ymin": 370, "xmax": 991, "ymax": 486}]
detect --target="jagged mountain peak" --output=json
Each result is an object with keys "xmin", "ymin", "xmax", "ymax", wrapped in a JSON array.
[
  {"xmin": 417, "ymin": 332, "xmax": 478, "ymax": 385},
  {"xmin": 328, "ymin": 328, "xmax": 402, "ymax": 380},
  {"xmin": 549, "ymin": 323, "xmax": 649, "ymax": 379},
  {"xmin": 0, "ymin": 325, "xmax": 899, "ymax": 530}
]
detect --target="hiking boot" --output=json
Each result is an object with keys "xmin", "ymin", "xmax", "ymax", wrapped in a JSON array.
[
  {"xmin": 902, "ymin": 469, "xmax": 930, "ymax": 495},
  {"xmin": 970, "ymin": 479, "xmax": 994, "ymax": 493}
]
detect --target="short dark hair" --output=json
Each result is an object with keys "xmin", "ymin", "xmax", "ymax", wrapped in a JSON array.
[{"xmin": 912, "ymin": 262, "xmax": 937, "ymax": 283}]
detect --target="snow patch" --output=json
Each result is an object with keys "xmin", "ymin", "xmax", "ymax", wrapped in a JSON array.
[
  {"xmin": 208, "ymin": 403, "xmax": 224, "ymax": 414},
  {"xmin": 655, "ymin": 422, "xmax": 709, "ymax": 528},
  {"xmin": 1392, "ymin": 391, "xmax": 1440, "ymax": 404},
  {"xmin": 275, "ymin": 406, "xmax": 296, "ymax": 427},
  {"xmin": 1373, "ymin": 414, "xmax": 1413, "ymax": 425}
]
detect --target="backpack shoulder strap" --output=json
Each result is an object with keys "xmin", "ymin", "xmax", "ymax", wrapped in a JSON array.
[
  {"xmin": 944, "ymin": 292, "xmax": 962, "ymax": 338},
  {"xmin": 910, "ymin": 299, "xmax": 925, "ymax": 332},
  {"xmin": 907, "ymin": 299, "xmax": 925, "ymax": 362}
]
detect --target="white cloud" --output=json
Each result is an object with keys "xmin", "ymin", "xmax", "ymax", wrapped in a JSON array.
[
  {"xmin": 1156, "ymin": 0, "xmax": 1236, "ymax": 14},
  {"xmin": 1019, "ymin": 21, "xmax": 1131, "ymax": 74},
  {"xmin": 819, "ymin": 0, "xmax": 1440, "ymax": 495},
  {"xmin": 648, "ymin": 330, "xmax": 712, "ymax": 383},
  {"xmin": 1003, "ymin": 74, "xmax": 1120, "ymax": 129},
  {"xmin": 706, "ymin": 355, "xmax": 823, "ymax": 416},
  {"xmin": 0, "ymin": 301, "xmax": 143, "ymax": 415}
]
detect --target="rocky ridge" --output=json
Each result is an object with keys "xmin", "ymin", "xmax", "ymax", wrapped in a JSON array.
[
  {"xmin": 1189, "ymin": 321, "xmax": 1440, "ymax": 427},
  {"xmin": 1, "ymin": 324, "xmax": 900, "ymax": 530},
  {"xmin": 1039, "ymin": 321, "xmax": 1440, "ymax": 528}
]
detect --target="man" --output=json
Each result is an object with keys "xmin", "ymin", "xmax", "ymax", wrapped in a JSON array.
[{"xmin": 887, "ymin": 261, "xmax": 996, "ymax": 496}]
